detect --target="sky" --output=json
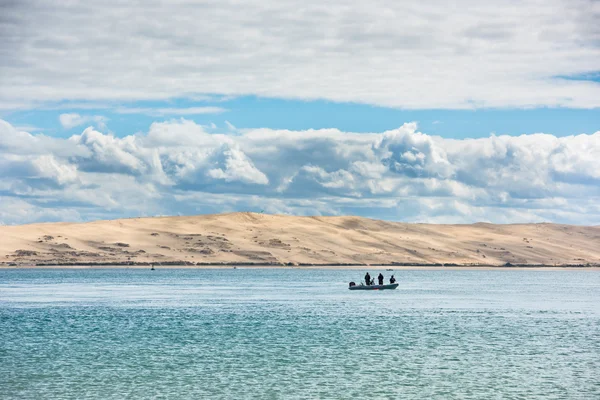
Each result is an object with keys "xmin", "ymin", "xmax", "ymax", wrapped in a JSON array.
[{"xmin": 1, "ymin": 0, "xmax": 599, "ymax": 225}]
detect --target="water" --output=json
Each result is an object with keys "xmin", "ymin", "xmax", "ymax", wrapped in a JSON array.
[{"xmin": 1, "ymin": 268, "xmax": 599, "ymax": 399}]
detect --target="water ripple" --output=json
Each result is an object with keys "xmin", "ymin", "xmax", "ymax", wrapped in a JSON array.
[{"xmin": 1, "ymin": 268, "xmax": 599, "ymax": 399}]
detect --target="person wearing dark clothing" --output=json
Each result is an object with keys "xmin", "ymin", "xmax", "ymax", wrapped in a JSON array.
[
  {"xmin": 389, "ymin": 275, "xmax": 396, "ymax": 284},
  {"xmin": 378, "ymin": 273, "xmax": 384, "ymax": 285},
  {"xmin": 364, "ymin": 272, "xmax": 371, "ymax": 285}
]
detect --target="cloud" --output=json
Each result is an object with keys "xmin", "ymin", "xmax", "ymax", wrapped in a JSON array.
[
  {"xmin": 225, "ymin": 121, "xmax": 237, "ymax": 131},
  {"xmin": 1, "ymin": 118, "xmax": 600, "ymax": 224},
  {"xmin": 207, "ymin": 144, "xmax": 269, "ymax": 185},
  {"xmin": 1, "ymin": 1, "xmax": 599, "ymax": 110},
  {"xmin": 32, "ymin": 155, "xmax": 79, "ymax": 185},
  {"xmin": 69, "ymin": 127, "xmax": 145, "ymax": 174},
  {"xmin": 13, "ymin": 125, "xmax": 44, "ymax": 132},
  {"xmin": 59, "ymin": 113, "xmax": 107, "ymax": 129},
  {"xmin": 114, "ymin": 106, "xmax": 227, "ymax": 116}
]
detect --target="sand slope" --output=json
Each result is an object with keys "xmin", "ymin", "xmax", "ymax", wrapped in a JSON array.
[{"xmin": 1, "ymin": 213, "xmax": 599, "ymax": 266}]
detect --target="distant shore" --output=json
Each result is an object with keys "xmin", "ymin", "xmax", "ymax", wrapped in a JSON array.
[
  {"xmin": 2, "ymin": 263, "xmax": 599, "ymax": 271},
  {"xmin": 2, "ymin": 212, "xmax": 599, "ymax": 268}
]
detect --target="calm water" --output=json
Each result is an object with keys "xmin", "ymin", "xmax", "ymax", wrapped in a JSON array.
[{"xmin": 1, "ymin": 268, "xmax": 599, "ymax": 399}]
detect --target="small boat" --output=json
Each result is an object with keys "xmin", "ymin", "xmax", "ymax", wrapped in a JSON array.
[{"xmin": 349, "ymin": 283, "xmax": 399, "ymax": 291}]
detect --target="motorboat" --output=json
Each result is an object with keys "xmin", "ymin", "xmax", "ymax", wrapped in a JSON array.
[{"xmin": 348, "ymin": 283, "xmax": 398, "ymax": 290}]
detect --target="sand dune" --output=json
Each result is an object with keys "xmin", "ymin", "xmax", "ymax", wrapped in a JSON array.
[{"xmin": 1, "ymin": 212, "xmax": 599, "ymax": 267}]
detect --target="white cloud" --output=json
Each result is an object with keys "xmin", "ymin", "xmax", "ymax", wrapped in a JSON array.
[
  {"xmin": 69, "ymin": 127, "xmax": 145, "ymax": 174},
  {"xmin": 0, "ymin": 197, "xmax": 83, "ymax": 225},
  {"xmin": 32, "ymin": 155, "xmax": 79, "ymax": 185},
  {"xmin": 1, "ymin": 118, "xmax": 600, "ymax": 224},
  {"xmin": 1, "ymin": 1, "xmax": 599, "ymax": 110},
  {"xmin": 114, "ymin": 106, "xmax": 227, "ymax": 116},
  {"xmin": 225, "ymin": 121, "xmax": 237, "ymax": 131},
  {"xmin": 14, "ymin": 125, "xmax": 44, "ymax": 132},
  {"xmin": 207, "ymin": 145, "xmax": 269, "ymax": 185},
  {"xmin": 59, "ymin": 113, "xmax": 107, "ymax": 129}
]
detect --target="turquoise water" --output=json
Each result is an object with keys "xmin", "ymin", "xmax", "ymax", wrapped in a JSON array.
[{"xmin": 1, "ymin": 268, "xmax": 599, "ymax": 399}]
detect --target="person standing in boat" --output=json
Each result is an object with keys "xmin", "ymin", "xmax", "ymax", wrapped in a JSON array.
[
  {"xmin": 364, "ymin": 272, "xmax": 371, "ymax": 285},
  {"xmin": 378, "ymin": 273, "xmax": 384, "ymax": 285},
  {"xmin": 389, "ymin": 275, "xmax": 396, "ymax": 284}
]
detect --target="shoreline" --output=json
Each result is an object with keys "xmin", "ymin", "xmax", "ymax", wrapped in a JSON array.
[{"xmin": 1, "ymin": 264, "xmax": 599, "ymax": 271}]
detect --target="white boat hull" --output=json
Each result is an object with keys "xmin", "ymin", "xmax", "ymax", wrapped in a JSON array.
[{"xmin": 349, "ymin": 283, "xmax": 398, "ymax": 290}]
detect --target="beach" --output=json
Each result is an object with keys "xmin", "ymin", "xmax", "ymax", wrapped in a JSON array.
[
  {"xmin": 2, "ymin": 212, "xmax": 600, "ymax": 268},
  {"xmin": 3, "ymin": 265, "xmax": 600, "ymax": 271}
]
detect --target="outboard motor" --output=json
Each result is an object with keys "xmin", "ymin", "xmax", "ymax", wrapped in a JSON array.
[{"xmin": 349, "ymin": 281, "xmax": 356, "ymax": 287}]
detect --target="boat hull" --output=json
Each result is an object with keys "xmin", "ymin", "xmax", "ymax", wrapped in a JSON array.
[{"xmin": 349, "ymin": 283, "xmax": 398, "ymax": 290}]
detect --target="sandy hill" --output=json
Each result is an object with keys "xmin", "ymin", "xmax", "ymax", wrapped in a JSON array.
[{"xmin": 1, "ymin": 213, "xmax": 599, "ymax": 267}]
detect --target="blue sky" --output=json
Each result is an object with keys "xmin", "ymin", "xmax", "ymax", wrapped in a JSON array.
[
  {"xmin": 1, "ymin": 0, "xmax": 599, "ymax": 225},
  {"xmin": 3, "ymin": 96, "xmax": 600, "ymax": 140}
]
